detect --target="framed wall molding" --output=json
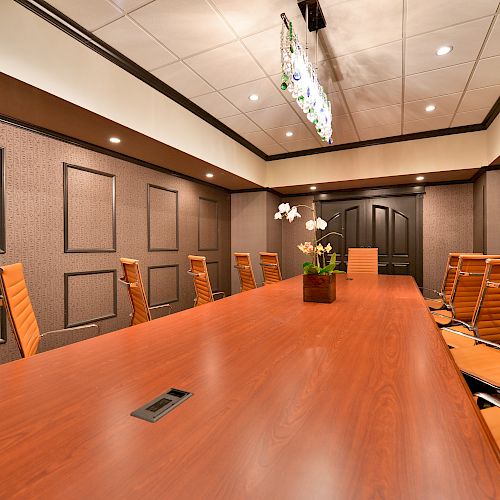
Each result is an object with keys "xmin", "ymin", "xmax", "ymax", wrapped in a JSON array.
[
  {"xmin": 0, "ymin": 147, "xmax": 6, "ymax": 254},
  {"xmin": 147, "ymin": 264, "xmax": 180, "ymax": 307},
  {"xmin": 64, "ymin": 163, "xmax": 116, "ymax": 253},
  {"xmin": 147, "ymin": 184, "xmax": 179, "ymax": 252},
  {"xmin": 64, "ymin": 269, "xmax": 117, "ymax": 328},
  {"xmin": 198, "ymin": 197, "xmax": 219, "ymax": 251}
]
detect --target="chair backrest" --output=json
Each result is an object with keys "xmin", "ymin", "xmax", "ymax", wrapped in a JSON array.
[
  {"xmin": 0, "ymin": 263, "xmax": 41, "ymax": 357},
  {"xmin": 259, "ymin": 252, "xmax": 282, "ymax": 285},
  {"xmin": 234, "ymin": 253, "xmax": 257, "ymax": 292},
  {"xmin": 440, "ymin": 253, "xmax": 481, "ymax": 305},
  {"xmin": 347, "ymin": 248, "xmax": 379, "ymax": 274},
  {"xmin": 120, "ymin": 258, "xmax": 151, "ymax": 325},
  {"xmin": 449, "ymin": 254, "xmax": 500, "ymax": 323},
  {"xmin": 188, "ymin": 255, "xmax": 214, "ymax": 306},
  {"xmin": 472, "ymin": 259, "xmax": 500, "ymax": 343}
]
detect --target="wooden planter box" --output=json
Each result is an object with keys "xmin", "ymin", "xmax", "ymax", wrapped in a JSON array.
[{"xmin": 303, "ymin": 273, "xmax": 336, "ymax": 303}]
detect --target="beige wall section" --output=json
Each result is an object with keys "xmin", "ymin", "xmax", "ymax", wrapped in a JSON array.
[
  {"xmin": 422, "ymin": 184, "xmax": 473, "ymax": 292},
  {"xmin": 0, "ymin": 121, "xmax": 231, "ymax": 364},
  {"xmin": 487, "ymin": 113, "xmax": 500, "ymax": 165},
  {"xmin": 0, "ymin": 1, "xmax": 266, "ymax": 186}
]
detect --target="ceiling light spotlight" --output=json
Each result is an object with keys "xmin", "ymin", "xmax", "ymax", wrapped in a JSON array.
[
  {"xmin": 425, "ymin": 104, "xmax": 436, "ymax": 112},
  {"xmin": 285, "ymin": 131, "xmax": 294, "ymax": 137},
  {"xmin": 436, "ymin": 45, "xmax": 453, "ymax": 56},
  {"xmin": 206, "ymin": 173, "xmax": 214, "ymax": 178},
  {"xmin": 248, "ymin": 94, "xmax": 259, "ymax": 101},
  {"xmin": 109, "ymin": 137, "xmax": 121, "ymax": 144},
  {"xmin": 416, "ymin": 176, "xmax": 425, "ymax": 181},
  {"xmin": 310, "ymin": 186, "xmax": 317, "ymax": 191}
]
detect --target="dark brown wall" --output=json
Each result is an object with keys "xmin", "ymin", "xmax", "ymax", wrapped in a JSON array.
[
  {"xmin": 0, "ymin": 121, "xmax": 230, "ymax": 364},
  {"xmin": 473, "ymin": 173, "xmax": 486, "ymax": 253}
]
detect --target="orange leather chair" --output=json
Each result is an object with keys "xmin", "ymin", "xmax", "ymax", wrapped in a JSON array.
[
  {"xmin": 119, "ymin": 258, "xmax": 171, "ymax": 326},
  {"xmin": 347, "ymin": 248, "xmax": 378, "ymax": 274},
  {"xmin": 187, "ymin": 255, "xmax": 225, "ymax": 306},
  {"xmin": 0, "ymin": 263, "xmax": 98, "ymax": 358},
  {"xmin": 475, "ymin": 393, "xmax": 500, "ymax": 446},
  {"xmin": 259, "ymin": 252, "xmax": 282, "ymax": 285},
  {"xmin": 234, "ymin": 253, "xmax": 257, "ymax": 292}
]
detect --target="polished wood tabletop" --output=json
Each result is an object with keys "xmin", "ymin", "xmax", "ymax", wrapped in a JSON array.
[{"xmin": 0, "ymin": 275, "xmax": 499, "ymax": 499}]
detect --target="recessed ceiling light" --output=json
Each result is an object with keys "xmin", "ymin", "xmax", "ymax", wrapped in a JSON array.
[
  {"xmin": 285, "ymin": 131, "xmax": 294, "ymax": 137},
  {"xmin": 109, "ymin": 137, "xmax": 121, "ymax": 144},
  {"xmin": 416, "ymin": 175, "xmax": 425, "ymax": 181},
  {"xmin": 425, "ymin": 104, "xmax": 436, "ymax": 112},
  {"xmin": 436, "ymin": 45, "xmax": 453, "ymax": 56},
  {"xmin": 206, "ymin": 173, "xmax": 214, "ymax": 178},
  {"xmin": 310, "ymin": 186, "xmax": 317, "ymax": 190},
  {"xmin": 248, "ymin": 94, "xmax": 259, "ymax": 101}
]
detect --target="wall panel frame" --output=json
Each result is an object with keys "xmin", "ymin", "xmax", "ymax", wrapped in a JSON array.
[
  {"xmin": 0, "ymin": 147, "xmax": 6, "ymax": 254},
  {"xmin": 147, "ymin": 184, "xmax": 179, "ymax": 251},
  {"xmin": 198, "ymin": 197, "xmax": 218, "ymax": 251},
  {"xmin": 147, "ymin": 264, "xmax": 179, "ymax": 307}
]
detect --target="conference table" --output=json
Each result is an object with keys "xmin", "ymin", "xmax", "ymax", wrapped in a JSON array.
[{"xmin": 0, "ymin": 274, "xmax": 499, "ymax": 499}]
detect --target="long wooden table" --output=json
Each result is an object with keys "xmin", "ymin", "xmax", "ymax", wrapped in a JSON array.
[{"xmin": 0, "ymin": 275, "xmax": 499, "ymax": 498}]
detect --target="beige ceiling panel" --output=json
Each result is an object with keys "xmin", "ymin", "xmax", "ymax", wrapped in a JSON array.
[
  {"xmin": 328, "ymin": 92, "xmax": 349, "ymax": 116},
  {"xmin": 267, "ymin": 123, "xmax": 314, "ymax": 143},
  {"xmin": 403, "ymin": 115, "xmax": 453, "ymax": 134},
  {"xmin": 47, "ymin": 0, "xmax": 123, "ymax": 31},
  {"xmin": 260, "ymin": 143, "xmax": 287, "ymax": 156},
  {"xmin": 469, "ymin": 56, "xmax": 500, "ymax": 89},
  {"xmin": 242, "ymin": 25, "xmax": 283, "ymax": 76},
  {"xmin": 185, "ymin": 41, "xmax": 265, "ymax": 89},
  {"xmin": 404, "ymin": 93, "xmax": 462, "ymax": 121},
  {"xmin": 321, "ymin": 0, "xmax": 402, "ymax": 57},
  {"xmin": 220, "ymin": 78, "xmax": 286, "ymax": 112},
  {"xmin": 246, "ymin": 103, "xmax": 301, "ymax": 129},
  {"xmin": 459, "ymin": 85, "xmax": 500, "ymax": 112},
  {"xmin": 405, "ymin": 18, "xmax": 492, "ymax": 75},
  {"xmin": 451, "ymin": 108, "xmax": 490, "ymax": 127},
  {"xmin": 351, "ymin": 104, "xmax": 401, "ymax": 129},
  {"xmin": 404, "ymin": 62, "xmax": 474, "ymax": 101},
  {"xmin": 191, "ymin": 92, "xmax": 239, "ymax": 118},
  {"xmin": 220, "ymin": 114, "xmax": 261, "ymax": 134},
  {"xmin": 110, "ymin": 0, "xmax": 151, "ymax": 12},
  {"xmin": 406, "ymin": 0, "xmax": 498, "ymax": 37},
  {"xmin": 343, "ymin": 78, "xmax": 402, "ymax": 112},
  {"xmin": 332, "ymin": 115, "xmax": 359, "ymax": 144},
  {"xmin": 482, "ymin": 16, "xmax": 500, "ymax": 58},
  {"xmin": 335, "ymin": 41, "xmax": 403, "ymax": 89},
  {"xmin": 95, "ymin": 17, "xmax": 177, "ymax": 71},
  {"xmin": 130, "ymin": 0, "xmax": 235, "ymax": 58},
  {"xmin": 316, "ymin": 59, "xmax": 342, "ymax": 93},
  {"xmin": 284, "ymin": 138, "xmax": 322, "ymax": 152},
  {"xmin": 358, "ymin": 124, "xmax": 402, "ymax": 141},
  {"xmin": 153, "ymin": 61, "xmax": 214, "ymax": 98},
  {"xmin": 242, "ymin": 130, "xmax": 277, "ymax": 147}
]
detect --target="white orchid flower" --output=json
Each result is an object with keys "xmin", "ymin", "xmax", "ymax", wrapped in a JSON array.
[
  {"xmin": 278, "ymin": 202, "xmax": 290, "ymax": 214},
  {"xmin": 286, "ymin": 206, "xmax": 301, "ymax": 222},
  {"xmin": 316, "ymin": 243, "xmax": 324, "ymax": 254},
  {"xmin": 316, "ymin": 217, "xmax": 327, "ymax": 230},
  {"xmin": 325, "ymin": 243, "xmax": 332, "ymax": 253},
  {"xmin": 274, "ymin": 211, "xmax": 283, "ymax": 220},
  {"xmin": 305, "ymin": 219, "xmax": 316, "ymax": 231}
]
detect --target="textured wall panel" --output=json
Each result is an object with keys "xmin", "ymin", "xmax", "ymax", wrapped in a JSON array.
[
  {"xmin": 65, "ymin": 270, "xmax": 117, "ymax": 327},
  {"xmin": 148, "ymin": 184, "xmax": 178, "ymax": 251},
  {"xmin": 148, "ymin": 264, "xmax": 179, "ymax": 307},
  {"xmin": 199, "ymin": 197, "xmax": 218, "ymax": 250},
  {"xmin": 0, "ymin": 148, "xmax": 5, "ymax": 253},
  {"xmin": 207, "ymin": 261, "xmax": 219, "ymax": 291},
  {"xmin": 64, "ymin": 164, "xmax": 116, "ymax": 252}
]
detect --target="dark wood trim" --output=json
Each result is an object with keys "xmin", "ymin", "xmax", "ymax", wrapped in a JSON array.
[
  {"xmin": 12, "ymin": 0, "xmax": 266, "ymax": 161},
  {"xmin": 0, "ymin": 148, "xmax": 6, "ymax": 254},
  {"xmin": 198, "ymin": 197, "xmax": 219, "ymax": 251},
  {"xmin": 147, "ymin": 184, "xmax": 179, "ymax": 252},
  {"xmin": 63, "ymin": 163, "xmax": 117, "ymax": 253},
  {"xmin": 230, "ymin": 187, "xmax": 283, "ymax": 197},
  {"xmin": 64, "ymin": 269, "xmax": 118, "ymax": 328},
  {"xmin": 147, "ymin": 264, "xmax": 180, "ymax": 307},
  {"xmin": 314, "ymin": 185, "xmax": 425, "ymax": 202},
  {"xmin": 415, "ymin": 193, "xmax": 424, "ymax": 287},
  {"xmin": 483, "ymin": 97, "xmax": 500, "ymax": 129}
]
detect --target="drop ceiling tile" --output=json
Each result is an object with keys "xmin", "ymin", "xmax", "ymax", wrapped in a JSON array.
[
  {"xmin": 328, "ymin": 92, "xmax": 349, "ymax": 116},
  {"xmin": 110, "ymin": 0, "xmax": 151, "ymax": 12},
  {"xmin": 321, "ymin": 0, "xmax": 402, "ymax": 57},
  {"xmin": 260, "ymin": 143, "xmax": 287, "ymax": 156},
  {"xmin": 403, "ymin": 115, "xmax": 453, "ymax": 134},
  {"xmin": 343, "ymin": 78, "xmax": 402, "ymax": 112},
  {"xmin": 335, "ymin": 41, "xmax": 403, "ymax": 89},
  {"xmin": 405, "ymin": 18, "xmax": 492, "ymax": 75},
  {"xmin": 219, "ymin": 114, "xmax": 261, "ymax": 134},
  {"xmin": 406, "ymin": 0, "xmax": 499, "ymax": 37},
  {"xmin": 284, "ymin": 138, "xmax": 323, "ymax": 152},
  {"xmin": 469, "ymin": 56, "xmax": 500, "ymax": 89},
  {"xmin": 95, "ymin": 17, "xmax": 176, "ymax": 71},
  {"xmin": 332, "ymin": 115, "xmax": 358, "ymax": 144},
  {"xmin": 404, "ymin": 62, "xmax": 474, "ymax": 101},
  {"xmin": 211, "ymin": 0, "xmax": 296, "ymax": 37},
  {"xmin": 130, "ymin": 0, "xmax": 235, "ymax": 58},
  {"xmin": 242, "ymin": 25, "xmax": 283, "ymax": 76},
  {"xmin": 267, "ymin": 123, "xmax": 314, "ymax": 143},
  {"xmin": 185, "ymin": 42, "xmax": 265, "ymax": 90},
  {"xmin": 220, "ymin": 78, "xmax": 286, "ymax": 112},
  {"xmin": 242, "ymin": 131, "xmax": 277, "ymax": 148},
  {"xmin": 246, "ymin": 103, "xmax": 301, "ymax": 129},
  {"xmin": 191, "ymin": 92, "xmax": 239, "ymax": 118},
  {"xmin": 358, "ymin": 124, "xmax": 401, "ymax": 141},
  {"xmin": 351, "ymin": 105, "xmax": 401, "ymax": 129},
  {"xmin": 152, "ymin": 62, "xmax": 214, "ymax": 98},
  {"xmin": 459, "ymin": 85, "xmax": 500, "ymax": 112},
  {"xmin": 47, "ymin": 0, "xmax": 123, "ymax": 31},
  {"xmin": 451, "ymin": 108, "xmax": 490, "ymax": 127},
  {"xmin": 404, "ymin": 93, "xmax": 462, "ymax": 121},
  {"xmin": 483, "ymin": 16, "xmax": 500, "ymax": 58},
  {"xmin": 316, "ymin": 60, "xmax": 342, "ymax": 93}
]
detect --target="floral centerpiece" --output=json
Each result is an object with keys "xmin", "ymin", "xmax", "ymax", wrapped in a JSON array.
[{"xmin": 275, "ymin": 201, "xmax": 343, "ymax": 303}]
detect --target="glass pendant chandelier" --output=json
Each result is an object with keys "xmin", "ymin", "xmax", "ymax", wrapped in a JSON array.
[{"xmin": 280, "ymin": 14, "xmax": 333, "ymax": 144}]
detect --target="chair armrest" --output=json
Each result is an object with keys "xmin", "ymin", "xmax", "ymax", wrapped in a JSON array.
[
  {"xmin": 475, "ymin": 392, "xmax": 500, "ymax": 409},
  {"xmin": 441, "ymin": 327, "xmax": 500, "ymax": 348},
  {"xmin": 149, "ymin": 303, "xmax": 172, "ymax": 314},
  {"xmin": 420, "ymin": 287, "xmax": 442, "ymax": 298},
  {"xmin": 39, "ymin": 324, "xmax": 99, "ymax": 352},
  {"xmin": 212, "ymin": 291, "xmax": 225, "ymax": 300}
]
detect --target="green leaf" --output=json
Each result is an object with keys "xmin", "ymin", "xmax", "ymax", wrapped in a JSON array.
[
  {"xmin": 319, "ymin": 263, "xmax": 335, "ymax": 274},
  {"xmin": 329, "ymin": 253, "xmax": 337, "ymax": 267},
  {"xmin": 333, "ymin": 269, "xmax": 346, "ymax": 273},
  {"xmin": 305, "ymin": 265, "xmax": 320, "ymax": 275}
]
